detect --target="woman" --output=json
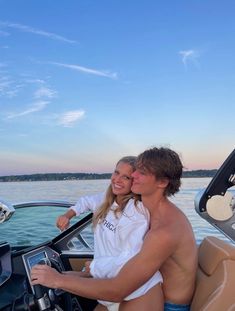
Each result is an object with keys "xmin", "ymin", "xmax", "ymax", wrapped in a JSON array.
[{"xmin": 56, "ymin": 156, "xmax": 163, "ymax": 311}]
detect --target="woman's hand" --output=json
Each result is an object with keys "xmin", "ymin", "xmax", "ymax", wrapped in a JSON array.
[
  {"xmin": 56, "ymin": 215, "xmax": 70, "ymax": 231},
  {"xmin": 84, "ymin": 260, "xmax": 92, "ymax": 275}
]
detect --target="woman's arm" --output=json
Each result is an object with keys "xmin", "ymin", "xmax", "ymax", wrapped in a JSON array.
[
  {"xmin": 56, "ymin": 192, "xmax": 105, "ymax": 230},
  {"xmin": 70, "ymin": 192, "xmax": 105, "ymax": 215}
]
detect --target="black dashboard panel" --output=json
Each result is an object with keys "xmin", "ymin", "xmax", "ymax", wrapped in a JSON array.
[
  {"xmin": 0, "ymin": 243, "xmax": 28, "ymax": 310},
  {"xmin": 0, "ymin": 242, "xmax": 11, "ymax": 287},
  {"xmin": 22, "ymin": 246, "xmax": 63, "ymax": 294},
  {"xmin": 0, "ymin": 245, "xmax": 65, "ymax": 310}
]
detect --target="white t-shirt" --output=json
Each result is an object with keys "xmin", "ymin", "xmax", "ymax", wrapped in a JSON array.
[{"xmin": 70, "ymin": 193, "xmax": 163, "ymax": 306}]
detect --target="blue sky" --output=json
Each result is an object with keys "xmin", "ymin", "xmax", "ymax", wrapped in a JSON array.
[{"xmin": 0, "ymin": 0, "xmax": 234, "ymax": 176}]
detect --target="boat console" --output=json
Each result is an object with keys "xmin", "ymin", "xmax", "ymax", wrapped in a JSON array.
[{"xmin": 22, "ymin": 246, "xmax": 63, "ymax": 294}]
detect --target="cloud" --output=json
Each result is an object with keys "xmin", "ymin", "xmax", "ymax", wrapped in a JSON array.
[
  {"xmin": 34, "ymin": 86, "xmax": 57, "ymax": 99},
  {"xmin": 0, "ymin": 30, "xmax": 9, "ymax": 36},
  {"xmin": 0, "ymin": 75, "xmax": 25, "ymax": 98},
  {"xmin": 57, "ymin": 110, "xmax": 85, "ymax": 127},
  {"xmin": 0, "ymin": 21, "xmax": 77, "ymax": 44},
  {"xmin": 17, "ymin": 133, "xmax": 29, "ymax": 137},
  {"xmin": 24, "ymin": 78, "xmax": 46, "ymax": 84},
  {"xmin": 0, "ymin": 77, "xmax": 11, "ymax": 91},
  {"xmin": 179, "ymin": 49, "xmax": 200, "ymax": 68},
  {"xmin": 0, "ymin": 76, "xmax": 14, "ymax": 96},
  {"xmin": 6, "ymin": 101, "xmax": 49, "ymax": 119},
  {"xmin": 50, "ymin": 62, "xmax": 118, "ymax": 79},
  {"xmin": 0, "ymin": 63, "xmax": 7, "ymax": 68}
]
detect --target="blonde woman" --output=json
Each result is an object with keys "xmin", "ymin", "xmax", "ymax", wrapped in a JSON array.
[{"xmin": 55, "ymin": 156, "xmax": 163, "ymax": 311}]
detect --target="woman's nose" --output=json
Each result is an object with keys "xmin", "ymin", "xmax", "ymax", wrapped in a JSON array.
[
  {"xmin": 113, "ymin": 174, "xmax": 121, "ymax": 182},
  {"xmin": 131, "ymin": 171, "xmax": 137, "ymax": 178}
]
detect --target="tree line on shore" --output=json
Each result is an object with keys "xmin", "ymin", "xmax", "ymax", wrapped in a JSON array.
[{"xmin": 0, "ymin": 169, "xmax": 218, "ymax": 182}]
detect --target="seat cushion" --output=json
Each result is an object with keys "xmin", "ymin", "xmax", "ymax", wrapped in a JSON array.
[{"xmin": 198, "ymin": 236, "xmax": 235, "ymax": 275}]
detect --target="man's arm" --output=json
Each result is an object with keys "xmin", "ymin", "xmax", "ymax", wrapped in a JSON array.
[
  {"xmin": 108, "ymin": 227, "xmax": 177, "ymax": 297},
  {"xmin": 31, "ymin": 226, "xmax": 177, "ymax": 301}
]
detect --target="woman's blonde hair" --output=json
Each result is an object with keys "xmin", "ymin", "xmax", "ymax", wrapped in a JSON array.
[{"xmin": 93, "ymin": 156, "xmax": 140, "ymax": 226}]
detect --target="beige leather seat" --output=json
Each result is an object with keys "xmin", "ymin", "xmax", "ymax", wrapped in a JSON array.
[{"xmin": 190, "ymin": 236, "xmax": 235, "ymax": 311}]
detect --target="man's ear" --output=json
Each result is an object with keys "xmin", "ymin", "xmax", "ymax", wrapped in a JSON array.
[{"xmin": 156, "ymin": 178, "xmax": 169, "ymax": 189}]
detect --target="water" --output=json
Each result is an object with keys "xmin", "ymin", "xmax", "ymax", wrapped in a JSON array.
[
  {"xmin": 0, "ymin": 178, "xmax": 232, "ymax": 245},
  {"xmin": 0, "ymin": 179, "xmax": 110, "ymax": 203}
]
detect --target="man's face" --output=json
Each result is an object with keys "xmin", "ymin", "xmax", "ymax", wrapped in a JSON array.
[{"xmin": 131, "ymin": 167, "xmax": 157, "ymax": 195}]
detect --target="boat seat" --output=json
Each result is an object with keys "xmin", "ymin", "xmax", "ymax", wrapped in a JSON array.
[{"xmin": 190, "ymin": 236, "xmax": 235, "ymax": 311}]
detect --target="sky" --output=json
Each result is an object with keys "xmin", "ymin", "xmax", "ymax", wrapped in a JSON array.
[{"xmin": 0, "ymin": 0, "xmax": 234, "ymax": 176}]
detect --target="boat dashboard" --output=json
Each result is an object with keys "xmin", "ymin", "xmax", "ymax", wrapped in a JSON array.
[
  {"xmin": 0, "ymin": 209, "xmax": 96, "ymax": 311},
  {"xmin": 0, "ymin": 241, "xmax": 73, "ymax": 311}
]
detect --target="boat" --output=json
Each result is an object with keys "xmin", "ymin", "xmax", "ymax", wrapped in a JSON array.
[{"xmin": 0, "ymin": 149, "xmax": 235, "ymax": 311}]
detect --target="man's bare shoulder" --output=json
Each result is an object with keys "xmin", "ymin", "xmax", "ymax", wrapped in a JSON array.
[
  {"xmin": 144, "ymin": 200, "xmax": 194, "ymax": 252},
  {"xmin": 150, "ymin": 200, "xmax": 187, "ymax": 230}
]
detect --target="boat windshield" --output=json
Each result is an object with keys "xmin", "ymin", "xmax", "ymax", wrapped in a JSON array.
[{"xmin": 0, "ymin": 202, "xmax": 87, "ymax": 249}]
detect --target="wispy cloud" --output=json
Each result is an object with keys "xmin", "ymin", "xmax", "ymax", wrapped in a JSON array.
[
  {"xmin": 0, "ymin": 76, "xmax": 14, "ymax": 97},
  {"xmin": 0, "ymin": 21, "xmax": 77, "ymax": 44},
  {"xmin": 0, "ymin": 76, "xmax": 11, "ymax": 89},
  {"xmin": 17, "ymin": 133, "xmax": 29, "ymax": 137},
  {"xmin": 50, "ymin": 62, "xmax": 118, "ymax": 79},
  {"xmin": 24, "ymin": 78, "xmax": 46, "ymax": 84},
  {"xmin": 0, "ymin": 30, "xmax": 9, "ymax": 36},
  {"xmin": 6, "ymin": 101, "xmax": 49, "ymax": 119},
  {"xmin": 34, "ymin": 86, "xmax": 57, "ymax": 99},
  {"xmin": 179, "ymin": 49, "xmax": 200, "ymax": 68},
  {"xmin": 0, "ymin": 75, "xmax": 24, "ymax": 98},
  {"xmin": 57, "ymin": 110, "xmax": 85, "ymax": 127}
]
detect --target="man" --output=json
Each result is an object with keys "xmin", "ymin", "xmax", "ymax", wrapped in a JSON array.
[
  {"xmin": 129, "ymin": 147, "xmax": 198, "ymax": 310},
  {"xmin": 31, "ymin": 147, "xmax": 198, "ymax": 311}
]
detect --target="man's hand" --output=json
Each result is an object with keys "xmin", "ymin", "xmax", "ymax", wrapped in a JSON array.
[{"xmin": 31, "ymin": 264, "xmax": 61, "ymax": 288}]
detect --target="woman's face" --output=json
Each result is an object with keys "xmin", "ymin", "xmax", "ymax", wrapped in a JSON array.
[{"xmin": 111, "ymin": 161, "xmax": 134, "ymax": 197}]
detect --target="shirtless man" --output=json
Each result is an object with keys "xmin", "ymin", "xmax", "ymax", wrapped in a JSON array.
[{"xmin": 31, "ymin": 147, "xmax": 198, "ymax": 311}]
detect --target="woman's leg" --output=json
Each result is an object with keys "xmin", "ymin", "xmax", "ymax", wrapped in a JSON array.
[
  {"xmin": 94, "ymin": 303, "xmax": 120, "ymax": 311},
  {"xmin": 119, "ymin": 283, "xmax": 164, "ymax": 311},
  {"xmin": 94, "ymin": 303, "xmax": 108, "ymax": 311}
]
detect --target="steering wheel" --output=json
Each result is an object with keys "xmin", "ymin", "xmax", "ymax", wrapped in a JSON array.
[{"xmin": 33, "ymin": 259, "xmax": 75, "ymax": 311}]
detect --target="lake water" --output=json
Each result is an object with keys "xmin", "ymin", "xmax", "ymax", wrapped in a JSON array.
[{"xmin": 0, "ymin": 178, "xmax": 232, "ymax": 245}]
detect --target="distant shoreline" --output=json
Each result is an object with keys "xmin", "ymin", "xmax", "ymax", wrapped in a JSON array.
[{"xmin": 0, "ymin": 170, "xmax": 217, "ymax": 182}]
